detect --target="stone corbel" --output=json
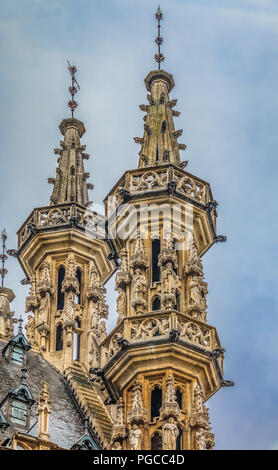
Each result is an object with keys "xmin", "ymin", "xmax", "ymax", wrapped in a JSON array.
[{"xmin": 37, "ymin": 323, "xmax": 50, "ymax": 352}]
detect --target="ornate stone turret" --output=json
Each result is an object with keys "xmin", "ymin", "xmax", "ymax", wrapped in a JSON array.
[
  {"xmin": 100, "ymin": 6, "xmax": 231, "ymax": 450},
  {"xmin": 136, "ymin": 69, "xmax": 187, "ymax": 168},
  {"xmin": 48, "ymin": 118, "xmax": 93, "ymax": 206},
  {"xmin": 16, "ymin": 66, "xmax": 116, "ymax": 373}
]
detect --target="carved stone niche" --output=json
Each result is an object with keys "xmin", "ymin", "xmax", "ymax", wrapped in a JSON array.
[
  {"xmin": 112, "ymin": 398, "xmax": 126, "ymax": 445},
  {"xmin": 127, "ymin": 382, "xmax": 148, "ymax": 425},
  {"xmin": 36, "ymin": 261, "xmax": 53, "ymax": 297},
  {"xmin": 25, "ymin": 295, "xmax": 39, "ymax": 313},
  {"xmin": 160, "ymin": 374, "xmax": 181, "ymax": 421}
]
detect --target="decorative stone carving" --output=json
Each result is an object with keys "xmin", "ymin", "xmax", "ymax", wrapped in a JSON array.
[
  {"xmin": 130, "ymin": 233, "xmax": 148, "ymax": 270},
  {"xmin": 161, "ymin": 262, "xmax": 180, "ymax": 310},
  {"xmin": 37, "ymin": 260, "xmax": 52, "ymax": 296},
  {"xmin": 37, "ymin": 382, "xmax": 51, "ymax": 442},
  {"xmin": 177, "ymin": 319, "xmax": 211, "ymax": 348},
  {"xmin": 25, "ymin": 314, "xmax": 36, "ymax": 345},
  {"xmin": 196, "ymin": 429, "xmax": 206, "ymax": 450},
  {"xmin": 37, "ymin": 292, "xmax": 50, "ymax": 326},
  {"xmin": 160, "ymin": 374, "xmax": 180, "ymax": 421},
  {"xmin": 25, "ymin": 277, "xmax": 39, "ymax": 313},
  {"xmin": 163, "ymin": 417, "xmax": 179, "ymax": 450},
  {"xmin": 0, "ymin": 288, "xmax": 15, "ymax": 338},
  {"xmin": 130, "ymin": 316, "xmax": 170, "ymax": 341},
  {"xmin": 62, "ymin": 253, "xmax": 79, "ymax": 294},
  {"xmin": 131, "ymin": 268, "xmax": 147, "ymax": 314},
  {"xmin": 193, "ymin": 383, "xmax": 205, "ymax": 414},
  {"xmin": 112, "ymin": 397, "xmax": 126, "ymax": 445},
  {"xmin": 127, "ymin": 381, "xmax": 147, "ymax": 424},
  {"xmin": 130, "ymin": 424, "xmax": 143, "ymax": 450},
  {"xmin": 62, "ymin": 291, "xmax": 75, "ymax": 325},
  {"xmin": 115, "ymin": 249, "xmax": 131, "ymax": 288},
  {"xmin": 116, "ymin": 287, "xmax": 126, "ymax": 322},
  {"xmin": 88, "ymin": 332, "xmax": 100, "ymax": 369}
]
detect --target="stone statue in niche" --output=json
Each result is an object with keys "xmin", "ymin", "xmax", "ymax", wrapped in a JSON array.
[
  {"xmin": 25, "ymin": 314, "xmax": 36, "ymax": 344},
  {"xmin": 88, "ymin": 260, "xmax": 101, "ymax": 289},
  {"xmin": 99, "ymin": 320, "xmax": 107, "ymax": 343},
  {"xmin": 196, "ymin": 429, "xmax": 207, "ymax": 450},
  {"xmin": 116, "ymin": 287, "xmax": 126, "ymax": 321},
  {"xmin": 132, "ymin": 269, "xmax": 147, "ymax": 302},
  {"xmin": 37, "ymin": 292, "xmax": 50, "ymax": 325},
  {"xmin": 63, "ymin": 291, "xmax": 75, "ymax": 324},
  {"xmin": 88, "ymin": 333, "xmax": 100, "ymax": 369},
  {"xmin": 130, "ymin": 424, "xmax": 143, "ymax": 450},
  {"xmin": 161, "ymin": 262, "xmax": 179, "ymax": 295},
  {"xmin": 189, "ymin": 277, "xmax": 202, "ymax": 306},
  {"xmin": 163, "ymin": 417, "xmax": 179, "ymax": 450}
]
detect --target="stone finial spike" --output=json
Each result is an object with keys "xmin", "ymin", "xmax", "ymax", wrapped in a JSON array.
[{"xmin": 18, "ymin": 315, "xmax": 23, "ymax": 335}]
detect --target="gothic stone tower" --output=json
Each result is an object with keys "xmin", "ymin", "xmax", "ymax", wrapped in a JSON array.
[
  {"xmin": 11, "ymin": 10, "xmax": 232, "ymax": 451},
  {"xmin": 98, "ymin": 11, "xmax": 233, "ymax": 447}
]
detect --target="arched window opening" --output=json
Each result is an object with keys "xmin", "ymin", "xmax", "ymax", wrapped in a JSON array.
[
  {"xmin": 151, "ymin": 431, "xmax": 162, "ymax": 450},
  {"xmin": 73, "ymin": 332, "xmax": 81, "ymax": 362},
  {"xmin": 56, "ymin": 324, "xmax": 63, "ymax": 351},
  {"xmin": 176, "ymin": 427, "xmax": 183, "ymax": 450},
  {"xmin": 152, "ymin": 296, "xmax": 161, "ymax": 311},
  {"xmin": 176, "ymin": 388, "xmax": 182, "ymax": 409},
  {"xmin": 152, "ymin": 239, "xmax": 161, "ymax": 283},
  {"xmin": 57, "ymin": 265, "xmax": 65, "ymax": 310},
  {"xmin": 75, "ymin": 268, "xmax": 82, "ymax": 305},
  {"xmin": 75, "ymin": 317, "xmax": 81, "ymax": 328},
  {"xmin": 151, "ymin": 386, "xmax": 162, "ymax": 421}
]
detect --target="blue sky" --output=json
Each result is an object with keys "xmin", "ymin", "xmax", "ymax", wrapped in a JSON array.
[{"xmin": 0, "ymin": 0, "xmax": 278, "ymax": 450}]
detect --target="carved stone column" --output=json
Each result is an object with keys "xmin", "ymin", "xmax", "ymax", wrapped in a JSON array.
[{"xmin": 37, "ymin": 382, "xmax": 51, "ymax": 442}]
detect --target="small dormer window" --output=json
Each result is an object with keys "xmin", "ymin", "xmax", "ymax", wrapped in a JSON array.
[
  {"xmin": 12, "ymin": 346, "xmax": 24, "ymax": 365},
  {"xmin": 11, "ymin": 400, "xmax": 28, "ymax": 426}
]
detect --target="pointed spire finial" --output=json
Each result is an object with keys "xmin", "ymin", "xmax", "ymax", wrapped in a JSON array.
[
  {"xmin": 155, "ymin": 5, "xmax": 165, "ymax": 70},
  {"xmin": 67, "ymin": 61, "xmax": 80, "ymax": 118},
  {"xmin": 0, "ymin": 229, "xmax": 8, "ymax": 287}
]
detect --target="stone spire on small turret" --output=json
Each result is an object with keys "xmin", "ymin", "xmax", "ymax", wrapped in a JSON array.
[
  {"xmin": 48, "ymin": 64, "xmax": 94, "ymax": 207},
  {"xmin": 134, "ymin": 7, "xmax": 187, "ymax": 168}
]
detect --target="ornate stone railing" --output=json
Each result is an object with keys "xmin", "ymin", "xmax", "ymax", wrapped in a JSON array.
[
  {"xmin": 101, "ymin": 311, "xmax": 220, "ymax": 368},
  {"xmin": 17, "ymin": 203, "xmax": 105, "ymax": 249},
  {"xmin": 106, "ymin": 165, "xmax": 213, "ymax": 214}
]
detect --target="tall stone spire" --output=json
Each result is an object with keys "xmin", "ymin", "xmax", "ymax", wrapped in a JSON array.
[
  {"xmin": 48, "ymin": 64, "xmax": 94, "ymax": 207},
  {"xmin": 134, "ymin": 7, "xmax": 187, "ymax": 168}
]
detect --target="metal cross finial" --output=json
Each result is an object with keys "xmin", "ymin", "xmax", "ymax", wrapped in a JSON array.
[
  {"xmin": 18, "ymin": 315, "xmax": 23, "ymax": 335},
  {"xmin": 67, "ymin": 61, "xmax": 80, "ymax": 118},
  {"xmin": 155, "ymin": 5, "xmax": 165, "ymax": 70},
  {"xmin": 0, "ymin": 229, "xmax": 8, "ymax": 287}
]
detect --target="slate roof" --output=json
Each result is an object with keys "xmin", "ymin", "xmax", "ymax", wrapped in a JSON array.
[{"xmin": 0, "ymin": 340, "xmax": 85, "ymax": 449}]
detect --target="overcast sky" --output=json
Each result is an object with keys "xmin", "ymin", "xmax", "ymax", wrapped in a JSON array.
[{"xmin": 0, "ymin": 0, "xmax": 278, "ymax": 450}]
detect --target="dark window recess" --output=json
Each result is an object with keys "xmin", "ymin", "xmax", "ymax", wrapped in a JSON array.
[
  {"xmin": 76, "ymin": 268, "xmax": 82, "ymax": 304},
  {"xmin": 152, "ymin": 296, "xmax": 161, "ymax": 311},
  {"xmin": 173, "ymin": 239, "xmax": 179, "ymax": 275},
  {"xmin": 75, "ymin": 317, "xmax": 81, "ymax": 328},
  {"xmin": 152, "ymin": 239, "xmax": 161, "ymax": 283},
  {"xmin": 57, "ymin": 266, "xmax": 65, "ymax": 310},
  {"xmin": 176, "ymin": 427, "xmax": 183, "ymax": 450},
  {"xmin": 176, "ymin": 293, "xmax": 180, "ymax": 311},
  {"xmin": 151, "ymin": 432, "xmax": 162, "ymax": 450},
  {"xmin": 56, "ymin": 324, "xmax": 63, "ymax": 351},
  {"xmin": 176, "ymin": 389, "xmax": 182, "ymax": 409},
  {"xmin": 151, "ymin": 386, "xmax": 162, "ymax": 421}
]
